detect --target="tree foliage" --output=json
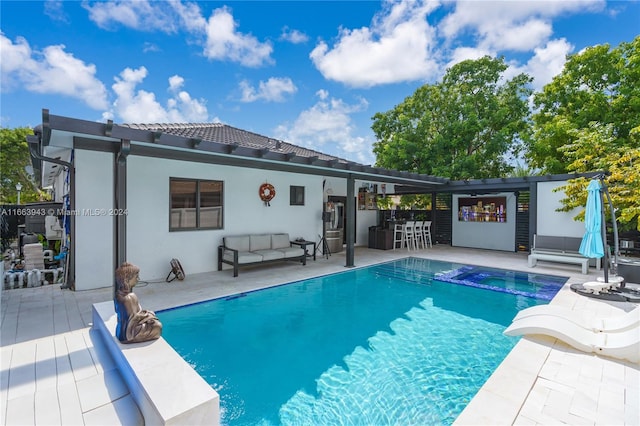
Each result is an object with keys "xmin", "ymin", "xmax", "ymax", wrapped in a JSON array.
[
  {"xmin": 0, "ymin": 127, "xmax": 44, "ymax": 204},
  {"xmin": 555, "ymin": 123, "xmax": 640, "ymax": 231},
  {"xmin": 399, "ymin": 194, "xmax": 431, "ymax": 210},
  {"xmin": 375, "ymin": 196, "xmax": 395, "ymax": 210},
  {"xmin": 372, "ymin": 56, "xmax": 532, "ymax": 180},
  {"xmin": 527, "ymin": 37, "xmax": 640, "ymax": 173},
  {"xmin": 528, "ymin": 37, "xmax": 640, "ymax": 231}
]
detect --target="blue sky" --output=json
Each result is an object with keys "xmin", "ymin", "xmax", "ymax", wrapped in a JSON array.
[{"xmin": 1, "ymin": 1, "xmax": 638, "ymax": 165}]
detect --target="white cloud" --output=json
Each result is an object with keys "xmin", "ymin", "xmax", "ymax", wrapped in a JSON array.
[
  {"xmin": 203, "ymin": 6, "xmax": 274, "ymax": 67},
  {"xmin": 111, "ymin": 67, "xmax": 164, "ymax": 122},
  {"xmin": 170, "ymin": 0, "xmax": 207, "ymax": 33},
  {"xmin": 168, "ymin": 90, "xmax": 208, "ymax": 123},
  {"xmin": 439, "ymin": 0, "xmax": 604, "ymax": 52},
  {"xmin": 316, "ymin": 89, "xmax": 329, "ymax": 100},
  {"xmin": 168, "ymin": 75, "xmax": 184, "ymax": 91},
  {"xmin": 280, "ymin": 27, "xmax": 309, "ymax": 44},
  {"xmin": 239, "ymin": 77, "xmax": 297, "ymax": 102},
  {"xmin": 481, "ymin": 19, "xmax": 552, "ymax": 52},
  {"xmin": 83, "ymin": 1, "xmax": 274, "ymax": 67},
  {"xmin": 0, "ymin": 33, "xmax": 109, "ymax": 110},
  {"xmin": 310, "ymin": 0, "xmax": 441, "ymax": 87},
  {"xmin": 111, "ymin": 67, "xmax": 208, "ymax": 123},
  {"xmin": 516, "ymin": 38, "xmax": 574, "ymax": 91},
  {"xmin": 274, "ymin": 92, "xmax": 373, "ymax": 164},
  {"xmin": 446, "ymin": 46, "xmax": 492, "ymax": 69},
  {"xmin": 143, "ymin": 42, "xmax": 161, "ymax": 53},
  {"xmin": 83, "ymin": 0, "xmax": 178, "ymax": 33},
  {"xmin": 44, "ymin": 1, "xmax": 69, "ymax": 23}
]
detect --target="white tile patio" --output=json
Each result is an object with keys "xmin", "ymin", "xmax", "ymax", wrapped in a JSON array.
[{"xmin": 1, "ymin": 246, "xmax": 639, "ymax": 425}]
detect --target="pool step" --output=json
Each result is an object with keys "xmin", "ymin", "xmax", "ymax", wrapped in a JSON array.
[{"xmin": 433, "ymin": 266, "xmax": 560, "ymax": 301}]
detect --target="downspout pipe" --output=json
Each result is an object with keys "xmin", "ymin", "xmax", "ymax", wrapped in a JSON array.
[
  {"xmin": 28, "ymin": 141, "xmax": 72, "ymax": 169},
  {"xmin": 114, "ymin": 140, "xmax": 130, "ymax": 299},
  {"xmin": 345, "ymin": 174, "xmax": 355, "ymax": 267}
]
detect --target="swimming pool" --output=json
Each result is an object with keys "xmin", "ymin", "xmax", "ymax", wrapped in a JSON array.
[{"xmin": 158, "ymin": 258, "xmax": 567, "ymax": 425}]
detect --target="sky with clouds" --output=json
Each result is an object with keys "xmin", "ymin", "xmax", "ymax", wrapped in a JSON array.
[{"xmin": 1, "ymin": 0, "xmax": 638, "ymax": 165}]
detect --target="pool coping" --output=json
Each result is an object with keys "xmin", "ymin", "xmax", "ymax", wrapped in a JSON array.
[
  {"xmin": 454, "ymin": 276, "xmax": 639, "ymax": 425},
  {"xmin": 92, "ymin": 301, "xmax": 220, "ymax": 425},
  {"xmin": 4, "ymin": 246, "xmax": 636, "ymax": 425},
  {"xmin": 92, "ymin": 256, "xmax": 637, "ymax": 425}
]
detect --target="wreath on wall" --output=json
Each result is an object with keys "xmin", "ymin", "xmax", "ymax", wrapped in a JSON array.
[{"xmin": 259, "ymin": 183, "xmax": 276, "ymax": 206}]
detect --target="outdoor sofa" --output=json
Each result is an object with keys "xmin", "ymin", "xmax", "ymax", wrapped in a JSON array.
[
  {"xmin": 218, "ymin": 233, "xmax": 306, "ymax": 277},
  {"xmin": 528, "ymin": 234, "xmax": 601, "ymax": 274}
]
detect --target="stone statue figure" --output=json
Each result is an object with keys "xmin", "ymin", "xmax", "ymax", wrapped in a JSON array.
[{"xmin": 114, "ymin": 262, "xmax": 162, "ymax": 343}]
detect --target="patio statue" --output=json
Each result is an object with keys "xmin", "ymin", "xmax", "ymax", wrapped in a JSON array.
[{"xmin": 114, "ymin": 262, "xmax": 162, "ymax": 343}]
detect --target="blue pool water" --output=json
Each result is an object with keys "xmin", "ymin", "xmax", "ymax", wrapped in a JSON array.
[{"xmin": 158, "ymin": 258, "xmax": 567, "ymax": 425}]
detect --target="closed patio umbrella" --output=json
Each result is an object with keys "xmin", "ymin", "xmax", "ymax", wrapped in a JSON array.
[{"xmin": 579, "ymin": 179, "xmax": 605, "ymax": 259}]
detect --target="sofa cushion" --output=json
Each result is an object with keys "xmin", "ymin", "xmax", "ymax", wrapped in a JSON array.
[
  {"xmin": 252, "ymin": 249, "xmax": 285, "ymax": 261},
  {"xmin": 224, "ymin": 251, "xmax": 263, "ymax": 264},
  {"xmin": 278, "ymin": 247, "xmax": 305, "ymax": 258},
  {"xmin": 225, "ymin": 236, "xmax": 250, "ymax": 252},
  {"xmin": 250, "ymin": 235, "xmax": 272, "ymax": 251},
  {"xmin": 271, "ymin": 234, "xmax": 291, "ymax": 249}
]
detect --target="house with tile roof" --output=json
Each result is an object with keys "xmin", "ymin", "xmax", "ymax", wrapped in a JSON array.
[
  {"xmin": 26, "ymin": 109, "xmax": 602, "ymax": 291},
  {"xmin": 28, "ymin": 110, "xmax": 449, "ymax": 290}
]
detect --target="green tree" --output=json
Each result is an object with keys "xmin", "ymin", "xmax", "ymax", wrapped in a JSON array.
[
  {"xmin": 527, "ymin": 37, "xmax": 640, "ymax": 173},
  {"xmin": 508, "ymin": 162, "xmax": 540, "ymax": 178},
  {"xmin": 528, "ymin": 37, "xmax": 640, "ymax": 231},
  {"xmin": 399, "ymin": 194, "xmax": 431, "ymax": 210},
  {"xmin": 372, "ymin": 56, "xmax": 532, "ymax": 180},
  {"xmin": 555, "ymin": 123, "xmax": 640, "ymax": 231},
  {"xmin": 0, "ymin": 127, "xmax": 43, "ymax": 203},
  {"xmin": 375, "ymin": 196, "xmax": 395, "ymax": 210}
]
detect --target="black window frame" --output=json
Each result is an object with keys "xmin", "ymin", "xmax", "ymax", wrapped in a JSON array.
[
  {"xmin": 290, "ymin": 185, "xmax": 305, "ymax": 206},
  {"xmin": 169, "ymin": 177, "xmax": 224, "ymax": 231}
]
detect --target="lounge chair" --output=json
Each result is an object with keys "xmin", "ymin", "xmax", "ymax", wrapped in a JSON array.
[
  {"xmin": 504, "ymin": 315, "xmax": 640, "ymax": 363},
  {"xmin": 514, "ymin": 305, "xmax": 640, "ymax": 333}
]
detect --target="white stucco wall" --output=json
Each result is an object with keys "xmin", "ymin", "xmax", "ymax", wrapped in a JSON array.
[
  {"xmin": 322, "ymin": 177, "xmax": 345, "ymax": 199},
  {"xmin": 125, "ymin": 156, "xmax": 325, "ymax": 281},
  {"xmin": 74, "ymin": 149, "xmax": 114, "ymax": 290},
  {"xmin": 51, "ymin": 167, "xmax": 67, "ymax": 203},
  {"xmin": 536, "ymin": 181, "xmax": 585, "ymax": 237},
  {"xmin": 451, "ymin": 192, "xmax": 517, "ymax": 251},
  {"xmin": 72, "ymin": 151, "xmax": 388, "ymax": 288}
]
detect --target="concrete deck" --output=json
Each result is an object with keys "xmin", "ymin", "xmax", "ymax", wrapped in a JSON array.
[{"xmin": 2, "ymin": 246, "xmax": 639, "ymax": 425}]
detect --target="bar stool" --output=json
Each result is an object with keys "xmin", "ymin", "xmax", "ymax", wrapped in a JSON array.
[
  {"xmin": 423, "ymin": 221, "xmax": 433, "ymax": 248},
  {"xmin": 404, "ymin": 221, "xmax": 416, "ymax": 250},
  {"xmin": 414, "ymin": 221, "xmax": 425, "ymax": 249},
  {"xmin": 393, "ymin": 222, "xmax": 404, "ymax": 250}
]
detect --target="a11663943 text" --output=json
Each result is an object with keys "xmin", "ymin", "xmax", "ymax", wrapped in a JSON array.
[
  {"xmin": 1, "ymin": 208, "xmax": 128, "ymax": 217},
  {"xmin": 1, "ymin": 208, "xmax": 48, "ymax": 216}
]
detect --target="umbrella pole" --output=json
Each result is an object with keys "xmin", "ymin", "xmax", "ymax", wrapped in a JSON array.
[
  {"xmin": 600, "ymin": 178, "xmax": 620, "ymax": 266},
  {"xmin": 598, "ymin": 175, "xmax": 621, "ymax": 283},
  {"xmin": 601, "ymin": 186, "xmax": 609, "ymax": 283}
]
